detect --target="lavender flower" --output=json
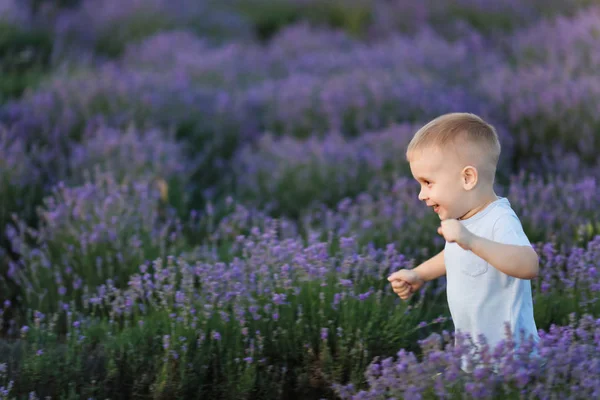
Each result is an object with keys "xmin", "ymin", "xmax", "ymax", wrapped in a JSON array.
[
  {"xmin": 53, "ymin": 0, "xmax": 253, "ymax": 56},
  {"xmin": 7, "ymin": 172, "xmax": 186, "ymax": 313},
  {"xmin": 333, "ymin": 315, "xmax": 600, "ymax": 399},
  {"xmin": 479, "ymin": 61, "xmax": 600, "ymax": 164},
  {"xmin": 0, "ymin": 0, "xmax": 30, "ymax": 25},
  {"xmin": 509, "ymin": 6, "xmax": 600, "ymax": 75},
  {"xmin": 68, "ymin": 123, "xmax": 193, "ymax": 186},
  {"xmin": 0, "ymin": 125, "xmax": 45, "ymax": 229},
  {"xmin": 244, "ymin": 69, "xmax": 484, "ymax": 137},
  {"xmin": 505, "ymin": 172, "xmax": 599, "ymax": 246},
  {"xmin": 233, "ymin": 123, "xmax": 418, "ymax": 216},
  {"xmin": 123, "ymin": 31, "xmax": 266, "ymax": 89}
]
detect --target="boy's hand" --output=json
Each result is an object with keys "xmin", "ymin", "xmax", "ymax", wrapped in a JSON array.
[
  {"xmin": 437, "ymin": 219, "xmax": 474, "ymax": 250},
  {"xmin": 387, "ymin": 269, "xmax": 425, "ymax": 300}
]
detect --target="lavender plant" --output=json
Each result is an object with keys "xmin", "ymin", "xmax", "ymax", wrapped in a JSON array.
[
  {"xmin": 479, "ymin": 63, "xmax": 600, "ymax": 164},
  {"xmin": 1, "ymin": 64, "xmax": 255, "ymax": 203},
  {"xmin": 367, "ymin": 0, "xmax": 592, "ymax": 39},
  {"xmin": 3, "ymin": 232, "xmax": 600, "ymax": 398},
  {"xmin": 245, "ymin": 70, "xmax": 483, "ymax": 138},
  {"xmin": 505, "ymin": 172, "xmax": 600, "ymax": 247},
  {"xmin": 54, "ymin": 0, "xmax": 253, "ymax": 57},
  {"xmin": 0, "ymin": 126, "xmax": 45, "ymax": 229},
  {"xmin": 277, "ymin": 26, "xmax": 502, "ymax": 86},
  {"xmin": 232, "ymin": 124, "xmax": 418, "ymax": 217},
  {"xmin": 0, "ymin": 1, "xmax": 598, "ymax": 398},
  {"xmin": 0, "ymin": 7, "xmax": 53, "ymax": 100},
  {"xmin": 68, "ymin": 123, "xmax": 192, "ymax": 186},
  {"xmin": 533, "ymin": 236, "xmax": 600, "ymax": 327},
  {"xmin": 508, "ymin": 6, "xmax": 600, "ymax": 75},
  {"xmin": 266, "ymin": 22, "xmax": 355, "ymax": 60},
  {"xmin": 4, "ymin": 172, "xmax": 187, "ymax": 314},
  {"xmin": 300, "ymin": 177, "xmax": 443, "ymax": 258},
  {"xmin": 122, "ymin": 31, "xmax": 268, "ymax": 90},
  {"xmin": 2, "ymin": 226, "xmax": 449, "ymax": 398},
  {"xmin": 0, "ymin": 0, "xmax": 29, "ymax": 25},
  {"xmin": 333, "ymin": 313, "xmax": 600, "ymax": 399}
]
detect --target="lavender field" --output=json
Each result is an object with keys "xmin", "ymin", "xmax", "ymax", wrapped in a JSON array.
[{"xmin": 1, "ymin": 0, "xmax": 599, "ymax": 398}]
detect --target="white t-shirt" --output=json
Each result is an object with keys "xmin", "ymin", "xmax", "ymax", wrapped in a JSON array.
[{"xmin": 444, "ymin": 197, "xmax": 540, "ymax": 371}]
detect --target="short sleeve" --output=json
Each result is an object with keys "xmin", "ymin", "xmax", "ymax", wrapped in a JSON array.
[{"xmin": 492, "ymin": 213, "xmax": 531, "ymax": 246}]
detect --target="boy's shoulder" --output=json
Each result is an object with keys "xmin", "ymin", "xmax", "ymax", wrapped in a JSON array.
[
  {"xmin": 463, "ymin": 197, "xmax": 530, "ymax": 245},
  {"xmin": 488, "ymin": 197, "xmax": 521, "ymax": 224},
  {"xmin": 483, "ymin": 198, "xmax": 530, "ymax": 245}
]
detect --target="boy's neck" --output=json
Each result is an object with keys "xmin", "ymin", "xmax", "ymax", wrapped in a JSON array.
[{"xmin": 458, "ymin": 193, "xmax": 499, "ymax": 221}]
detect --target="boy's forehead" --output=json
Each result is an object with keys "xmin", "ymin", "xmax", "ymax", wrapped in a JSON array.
[
  {"xmin": 409, "ymin": 144, "xmax": 479, "ymax": 166},
  {"xmin": 408, "ymin": 146, "xmax": 464, "ymax": 178},
  {"xmin": 408, "ymin": 147, "xmax": 446, "ymax": 169}
]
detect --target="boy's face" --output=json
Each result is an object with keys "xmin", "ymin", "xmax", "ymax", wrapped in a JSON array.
[{"xmin": 408, "ymin": 147, "xmax": 468, "ymax": 220}]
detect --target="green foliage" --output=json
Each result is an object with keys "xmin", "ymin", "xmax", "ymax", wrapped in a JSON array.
[
  {"xmin": 0, "ymin": 22, "xmax": 52, "ymax": 101},
  {"xmin": 94, "ymin": 13, "xmax": 178, "ymax": 58},
  {"xmin": 235, "ymin": 0, "xmax": 372, "ymax": 41},
  {"xmin": 0, "ymin": 274, "xmax": 448, "ymax": 399}
]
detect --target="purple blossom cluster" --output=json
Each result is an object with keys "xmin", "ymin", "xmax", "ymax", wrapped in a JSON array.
[
  {"xmin": 367, "ymin": 0, "xmax": 588, "ymax": 38},
  {"xmin": 232, "ymin": 124, "xmax": 418, "ymax": 215},
  {"xmin": 0, "ymin": 0, "xmax": 29, "ymax": 25},
  {"xmin": 333, "ymin": 314, "xmax": 600, "ymax": 399},
  {"xmin": 186, "ymin": 196, "xmax": 299, "ymax": 248},
  {"xmin": 68, "ymin": 123, "xmax": 192, "ymax": 186},
  {"xmin": 300, "ymin": 178, "xmax": 441, "ymax": 257},
  {"xmin": 245, "ymin": 69, "xmax": 482, "ymax": 137},
  {"xmin": 1, "ymin": 64, "xmax": 253, "ymax": 200},
  {"xmin": 505, "ymin": 172, "xmax": 600, "ymax": 246},
  {"xmin": 533, "ymin": 236, "xmax": 600, "ymax": 315},
  {"xmin": 53, "ymin": 0, "xmax": 253, "ymax": 55},
  {"xmin": 481, "ymin": 67, "xmax": 600, "ymax": 163},
  {"xmin": 266, "ymin": 22, "xmax": 355, "ymax": 60},
  {"xmin": 122, "ymin": 31, "xmax": 267, "ymax": 89},
  {"xmin": 1, "ymin": 64, "xmax": 226, "ymax": 135},
  {"xmin": 63, "ymin": 226, "xmax": 427, "ymax": 382},
  {"xmin": 478, "ymin": 7, "xmax": 600, "ymax": 164},
  {"xmin": 272, "ymin": 24, "xmax": 501, "ymax": 85},
  {"xmin": 5, "ymin": 172, "xmax": 186, "ymax": 314},
  {"xmin": 0, "ymin": 125, "xmax": 46, "ymax": 230},
  {"xmin": 31, "ymin": 221, "xmax": 598, "ymax": 397},
  {"xmin": 509, "ymin": 6, "xmax": 600, "ymax": 75},
  {"xmin": 0, "ymin": 125, "xmax": 41, "ymax": 190},
  {"xmin": 122, "ymin": 21, "xmax": 498, "ymax": 107}
]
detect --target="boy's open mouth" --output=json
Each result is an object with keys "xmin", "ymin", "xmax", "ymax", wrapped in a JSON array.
[{"xmin": 433, "ymin": 205, "xmax": 440, "ymax": 213}]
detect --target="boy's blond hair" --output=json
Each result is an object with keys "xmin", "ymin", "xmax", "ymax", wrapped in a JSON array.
[{"xmin": 406, "ymin": 113, "xmax": 501, "ymax": 182}]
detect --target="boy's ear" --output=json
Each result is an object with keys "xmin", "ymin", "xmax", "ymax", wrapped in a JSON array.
[{"xmin": 461, "ymin": 165, "xmax": 478, "ymax": 190}]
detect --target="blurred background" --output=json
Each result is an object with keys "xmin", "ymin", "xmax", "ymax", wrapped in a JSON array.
[{"xmin": 1, "ymin": 0, "xmax": 600, "ymax": 398}]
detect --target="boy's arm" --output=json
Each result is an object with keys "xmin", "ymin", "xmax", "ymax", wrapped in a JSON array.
[
  {"xmin": 468, "ymin": 236, "xmax": 539, "ymax": 280},
  {"xmin": 413, "ymin": 249, "xmax": 446, "ymax": 281}
]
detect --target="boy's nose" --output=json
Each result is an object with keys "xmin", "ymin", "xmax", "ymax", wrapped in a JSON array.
[{"xmin": 418, "ymin": 189, "xmax": 427, "ymax": 201}]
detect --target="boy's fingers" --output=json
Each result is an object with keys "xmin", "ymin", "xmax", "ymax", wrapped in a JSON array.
[{"xmin": 394, "ymin": 286, "xmax": 411, "ymax": 295}]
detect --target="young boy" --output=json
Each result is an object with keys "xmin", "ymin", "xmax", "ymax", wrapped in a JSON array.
[{"xmin": 387, "ymin": 112, "xmax": 540, "ymax": 371}]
